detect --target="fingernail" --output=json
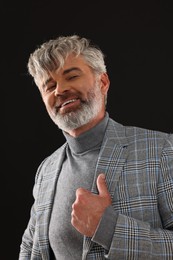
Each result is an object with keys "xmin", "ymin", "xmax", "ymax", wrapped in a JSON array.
[{"xmin": 100, "ymin": 173, "xmax": 105, "ymax": 179}]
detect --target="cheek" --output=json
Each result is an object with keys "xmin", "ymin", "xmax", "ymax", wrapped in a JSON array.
[
  {"xmin": 42, "ymin": 95, "xmax": 54, "ymax": 112},
  {"xmin": 80, "ymin": 81, "xmax": 95, "ymax": 95}
]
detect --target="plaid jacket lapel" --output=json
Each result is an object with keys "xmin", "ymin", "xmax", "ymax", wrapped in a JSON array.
[{"xmin": 83, "ymin": 118, "xmax": 128, "ymax": 259}]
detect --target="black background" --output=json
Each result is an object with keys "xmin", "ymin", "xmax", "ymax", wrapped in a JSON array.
[{"xmin": 2, "ymin": 1, "xmax": 173, "ymax": 259}]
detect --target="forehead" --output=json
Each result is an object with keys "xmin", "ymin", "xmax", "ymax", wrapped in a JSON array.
[{"xmin": 37, "ymin": 54, "xmax": 92, "ymax": 88}]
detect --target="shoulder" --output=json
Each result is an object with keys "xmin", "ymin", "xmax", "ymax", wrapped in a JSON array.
[{"xmin": 108, "ymin": 117, "xmax": 173, "ymax": 146}]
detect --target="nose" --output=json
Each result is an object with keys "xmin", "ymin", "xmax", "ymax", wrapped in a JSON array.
[{"xmin": 54, "ymin": 81, "xmax": 69, "ymax": 96}]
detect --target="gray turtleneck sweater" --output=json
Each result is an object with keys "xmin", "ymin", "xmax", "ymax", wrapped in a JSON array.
[{"xmin": 49, "ymin": 113, "xmax": 116, "ymax": 259}]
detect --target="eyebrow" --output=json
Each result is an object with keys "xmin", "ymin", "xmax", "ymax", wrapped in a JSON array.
[
  {"xmin": 63, "ymin": 67, "xmax": 81, "ymax": 75},
  {"xmin": 42, "ymin": 67, "xmax": 81, "ymax": 88}
]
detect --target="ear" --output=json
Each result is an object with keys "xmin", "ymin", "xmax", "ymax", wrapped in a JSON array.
[{"xmin": 100, "ymin": 73, "xmax": 110, "ymax": 95}]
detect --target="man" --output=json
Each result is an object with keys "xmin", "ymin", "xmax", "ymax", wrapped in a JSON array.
[{"xmin": 19, "ymin": 35, "xmax": 173, "ymax": 259}]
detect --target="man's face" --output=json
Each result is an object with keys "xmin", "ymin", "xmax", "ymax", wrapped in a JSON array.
[{"xmin": 37, "ymin": 54, "xmax": 109, "ymax": 135}]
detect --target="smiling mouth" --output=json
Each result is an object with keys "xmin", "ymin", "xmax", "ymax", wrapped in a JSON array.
[{"xmin": 61, "ymin": 98, "xmax": 79, "ymax": 107}]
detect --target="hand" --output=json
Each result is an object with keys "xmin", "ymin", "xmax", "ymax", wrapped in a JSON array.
[{"xmin": 71, "ymin": 173, "xmax": 112, "ymax": 237}]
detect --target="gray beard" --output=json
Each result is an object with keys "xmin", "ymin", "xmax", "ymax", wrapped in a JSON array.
[{"xmin": 50, "ymin": 83, "xmax": 103, "ymax": 132}]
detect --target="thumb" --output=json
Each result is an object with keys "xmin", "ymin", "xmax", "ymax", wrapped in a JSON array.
[{"xmin": 97, "ymin": 173, "xmax": 109, "ymax": 197}]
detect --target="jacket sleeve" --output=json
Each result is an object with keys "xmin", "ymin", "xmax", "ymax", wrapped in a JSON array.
[
  {"xmin": 93, "ymin": 134, "xmax": 173, "ymax": 259},
  {"xmin": 18, "ymin": 161, "xmax": 45, "ymax": 260}
]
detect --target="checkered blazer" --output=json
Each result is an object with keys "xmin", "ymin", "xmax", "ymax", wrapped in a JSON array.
[{"xmin": 19, "ymin": 117, "xmax": 173, "ymax": 259}]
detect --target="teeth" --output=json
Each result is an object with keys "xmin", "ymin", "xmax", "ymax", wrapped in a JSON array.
[{"xmin": 62, "ymin": 99, "xmax": 77, "ymax": 107}]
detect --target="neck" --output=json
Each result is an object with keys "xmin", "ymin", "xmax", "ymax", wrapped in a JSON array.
[{"xmin": 65, "ymin": 111, "xmax": 106, "ymax": 137}]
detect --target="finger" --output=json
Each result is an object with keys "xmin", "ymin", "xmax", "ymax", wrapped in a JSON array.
[
  {"xmin": 96, "ymin": 173, "xmax": 109, "ymax": 197},
  {"xmin": 76, "ymin": 187, "xmax": 90, "ymax": 196},
  {"xmin": 75, "ymin": 188, "xmax": 91, "ymax": 203}
]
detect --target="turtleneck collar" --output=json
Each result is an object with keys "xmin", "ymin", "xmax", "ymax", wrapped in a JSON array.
[{"xmin": 63, "ymin": 112, "xmax": 109, "ymax": 155}]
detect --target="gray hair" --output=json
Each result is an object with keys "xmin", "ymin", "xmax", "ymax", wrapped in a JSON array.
[{"xmin": 27, "ymin": 35, "xmax": 107, "ymax": 84}]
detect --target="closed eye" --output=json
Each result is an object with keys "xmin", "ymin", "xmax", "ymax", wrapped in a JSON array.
[
  {"xmin": 44, "ymin": 84, "xmax": 56, "ymax": 93},
  {"xmin": 67, "ymin": 75, "xmax": 79, "ymax": 80}
]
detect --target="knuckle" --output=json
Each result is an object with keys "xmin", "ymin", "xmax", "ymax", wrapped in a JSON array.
[
  {"xmin": 76, "ymin": 187, "xmax": 84, "ymax": 195},
  {"xmin": 71, "ymin": 217, "xmax": 75, "ymax": 226},
  {"xmin": 72, "ymin": 202, "xmax": 78, "ymax": 210}
]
